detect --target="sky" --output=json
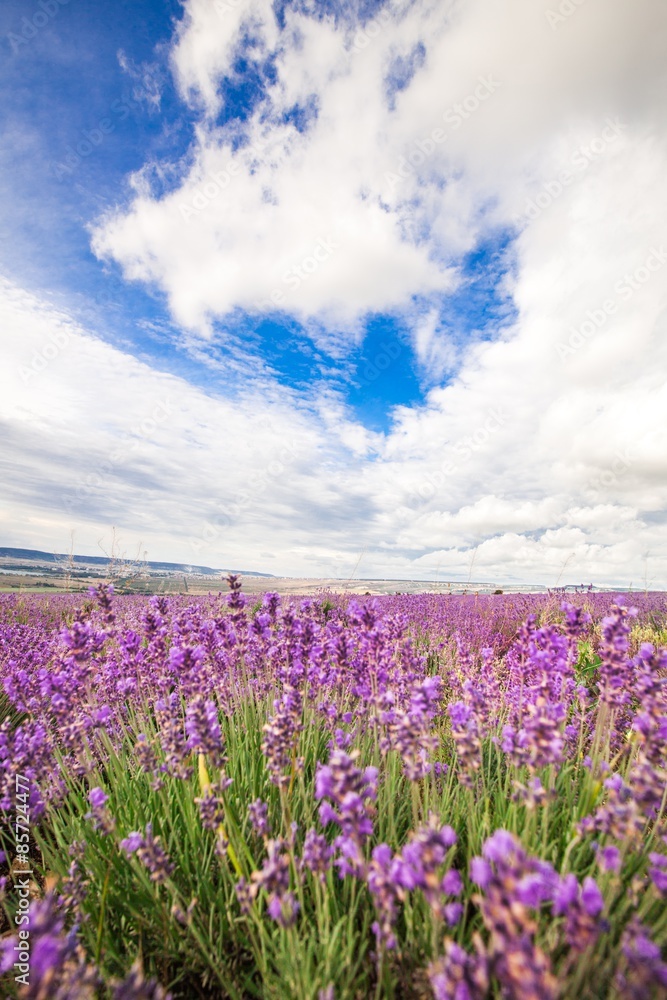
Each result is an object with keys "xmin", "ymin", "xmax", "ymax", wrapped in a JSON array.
[{"xmin": 1, "ymin": 0, "xmax": 666, "ymax": 587}]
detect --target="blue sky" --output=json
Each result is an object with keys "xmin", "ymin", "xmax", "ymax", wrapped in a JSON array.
[
  {"xmin": 1, "ymin": 0, "xmax": 666, "ymax": 585},
  {"xmin": 0, "ymin": 0, "xmax": 516, "ymax": 434}
]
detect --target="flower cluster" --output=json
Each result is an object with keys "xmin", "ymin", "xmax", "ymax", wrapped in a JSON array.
[
  {"xmin": 236, "ymin": 837, "xmax": 299, "ymax": 927},
  {"xmin": 316, "ymin": 749, "xmax": 378, "ymax": 877},
  {"xmin": 120, "ymin": 824, "xmax": 175, "ymax": 884}
]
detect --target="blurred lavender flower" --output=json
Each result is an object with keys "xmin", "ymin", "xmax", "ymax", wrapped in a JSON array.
[
  {"xmin": 392, "ymin": 814, "xmax": 459, "ymax": 920},
  {"xmin": 598, "ymin": 605, "xmax": 637, "ymax": 708},
  {"xmin": 562, "ymin": 602, "xmax": 592, "ymax": 640},
  {"xmin": 301, "ymin": 828, "xmax": 332, "ymax": 882},
  {"xmin": 248, "ymin": 798, "xmax": 271, "ymax": 837},
  {"xmin": 648, "ymin": 852, "xmax": 667, "ymax": 895},
  {"xmin": 617, "ymin": 919, "xmax": 667, "ymax": 999},
  {"xmin": 113, "ymin": 959, "xmax": 172, "ymax": 999},
  {"xmin": 553, "ymin": 874, "xmax": 606, "ymax": 950},
  {"xmin": 470, "ymin": 830, "xmax": 559, "ymax": 1000},
  {"xmin": 579, "ymin": 773, "xmax": 644, "ymax": 842},
  {"xmin": 448, "ymin": 701, "xmax": 482, "ymax": 788},
  {"xmin": 58, "ymin": 859, "xmax": 89, "ymax": 916},
  {"xmin": 0, "ymin": 892, "xmax": 100, "ymax": 997},
  {"xmin": 85, "ymin": 786, "xmax": 115, "ymax": 835},
  {"xmin": 133, "ymin": 733, "xmax": 164, "ymax": 791},
  {"xmin": 367, "ymin": 843, "xmax": 400, "ymax": 949},
  {"xmin": 380, "ymin": 676, "xmax": 442, "ymax": 781},
  {"xmin": 597, "ymin": 844, "xmax": 622, "ymax": 874},
  {"xmin": 428, "ymin": 936, "xmax": 489, "ymax": 1000},
  {"xmin": 195, "ymin": 779, "xmax": 231, "ymax": 832}
]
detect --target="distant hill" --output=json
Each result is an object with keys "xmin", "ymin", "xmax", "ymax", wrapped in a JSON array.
[{"xmin": 0, "ymin": 547, "xmax": 274, "ymax": 578}]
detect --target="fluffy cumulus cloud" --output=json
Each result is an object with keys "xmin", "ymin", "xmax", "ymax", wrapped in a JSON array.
[{"xmin": 5, "ymin": 0, "xmax": 667, "ymax": 585}]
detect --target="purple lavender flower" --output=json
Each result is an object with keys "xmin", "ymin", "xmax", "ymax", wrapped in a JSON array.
[
  {"xmin": 155, "ymin": 694, "xmax": 193, "ymax": 781},
  {"xmin": 472, "ymin": 830, "xmax": 559, "ymax": 998},
  {"xmin": 391, "ymin": 814, "xmax": 459, "ymax": 920},
  {"xmin": 562, "ymin": 602, "xmax": 592, "ymax": 640},
  {"xmin": 366, "ymin": 843, "xmax": 400, "ymax": 949},
  {"xmin": 597, "ymin": 605, "xmax": 637, "ymax": 708},
  {"xmin": 448, "ymin": 700, "xmax": 482, "ymax": 787},
  {"xmin": 648, "ymin": 852, "xmax": 667, "ymax": 896},
  {"xmin": 316, "ymin": 749, "xmax": 378, "ymax": 844},
  {"xmin": 617, "ymin": 919, "xmax": 667, "ymax": 998},
  {"xmin": 553, "ymin": 874, "xmax": 606, "ymax": 950},
  {"xmin": 0, "ymin": 892, "xmax": 99, "ymax": 996},
  {"xmin": 120, "ymin": 831, "xmax": 145, "ymax": 855},
  {"xmin": 597, "ymin": 844, "xmax": 622, "ymax": 874},
  {"xmin": 113, "ymin": 959, "xmax": 172, "ymax": 999},
  {"xmin": 380, "ymin": 676, "xmax": 442, "ymax": 781},
  {"xmin": 185, "ymin": 695, "xmax": 226, "ymax": 766},
  {"xmin": 195, "ymin": 780, "xmax": 231, "ymax": 832},
  {"xmin": 248, "ymin": 798, "xmax": 271, "ymax": 837},
  {"xmin": 470, "ymin": 856, "xmax": 492, "ymax": 889},
  {"xmin": 134, "ymin": 734, "xmax": 163, "ymax": 790},
  {"xmin": 301, "ymin": 828, "xmax": 332, "ymax": 882},
  {"xmin": 579, "ymin": 773, "xmax": 644, "ymax": 842},
  {"xmin": 85, "ymin": 786, "xmax": 115, "ymax": 835},
  {"xmin": 120, "ymin": 824, "xmax": 174, "ymax": 884},
  {"xmin": 59, "ymin": 860, "xmax": 89, "ymax": 915},
  {"xmin": 428, "ymin": 937, "xmax": 489, "ymax": 1000},
  {"xmin": 245, "ymin": 837, "xmax": 300, "ymax": 927},
  {"xmin": 262, "ymin": 684, "xmax": 304, "ymax": 787}
]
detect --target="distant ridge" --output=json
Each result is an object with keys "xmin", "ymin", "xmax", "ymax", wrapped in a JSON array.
[{"xmin": 0, "ymin": 547, "xmax": 275, "ymax": 578}]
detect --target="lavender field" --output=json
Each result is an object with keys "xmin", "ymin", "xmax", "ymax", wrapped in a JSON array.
[{"xmin": 1, "ymin": 581, "xmax": 666, "ymax": 999}]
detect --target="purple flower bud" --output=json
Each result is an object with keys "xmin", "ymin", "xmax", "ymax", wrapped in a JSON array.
[
  {"xmin": 649, "ymin": 866, "xmax": 667, "ymax": 895},
  {"xmin": 248, "ymin": 799, "xmax": 270, "ymax": 837},
  {"xmin": 581, "ymin": 877, "xmax": 604, "ymax": 916},
  {"xmin": 470, "ymin": 857, "xmax": 491, "ymax": 888},
  {"xmin": 482, "ymin": 829, "xmax": 516, "ymax": 863},
  {"xmin": 598, "ymin": 845, "xmax": 621, "ymax": 873},
  {"xmin": 88, "ymin": 787, "xmax": 108, "ymax": 811},
  {"xmin": 553, "ymin": 874, "xmax": 579, "ymax": 914},
  {"xmin": 442, "ymin": 868, "xmax": 463, "ymax": 896},
  {"xmin": 444, "ymin": 902, "xmax": 463, "ymax": 926},
  {"xmin": 120, "ymin": 832, "xmax": 145, "ymax": 855}
]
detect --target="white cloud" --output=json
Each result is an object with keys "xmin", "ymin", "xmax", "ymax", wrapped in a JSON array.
[{"xmin": 4, "ymin": 263, "xmax": 664, "ymax": 587}]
